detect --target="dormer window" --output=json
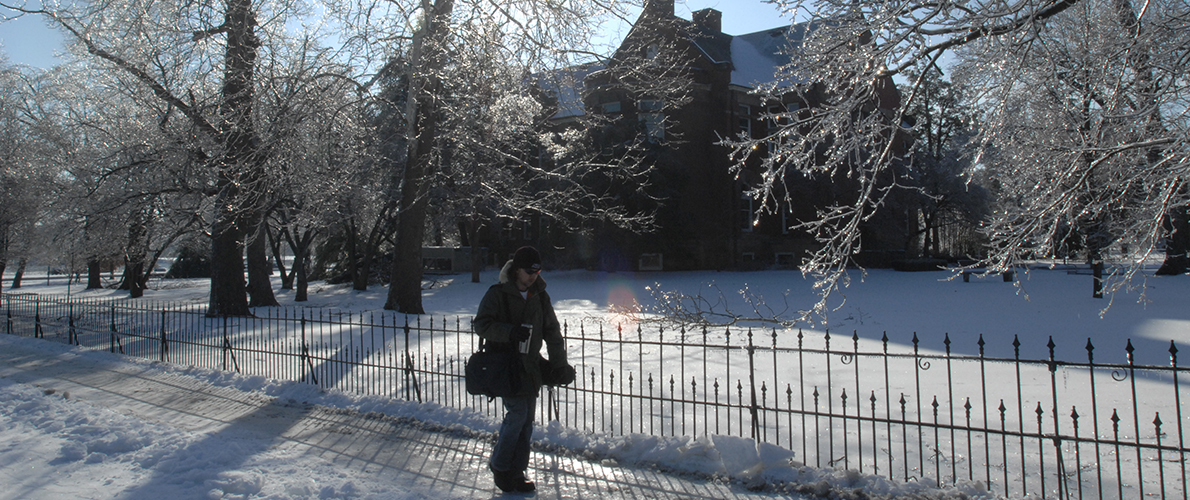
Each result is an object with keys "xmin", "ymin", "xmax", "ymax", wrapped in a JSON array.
[
  {"xmin": 638, "ymin": 99, "xmax": 665, "ymax": 143},
  {"xmin": 601, "ymin": 101, "xmax": 622, "ymax": 114},
  {"xmin": 740, "ymin": 193, "xmax": 755, "ymax": 232},
  {"xmin": 638, "ymin": 99, "xmax": 663, "ymax": 112},
  {"xmin": 738, "ymin": 104, "xmax": 752, "ymax": 137},
  {"xmin": 646, "ymin": 43, "xmax": 660, "ymax": 61}
]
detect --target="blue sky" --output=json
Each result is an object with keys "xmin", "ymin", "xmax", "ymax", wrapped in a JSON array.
[{"xmin": 1, "ymin": 0, "xmax": 792, "ymax": 69}]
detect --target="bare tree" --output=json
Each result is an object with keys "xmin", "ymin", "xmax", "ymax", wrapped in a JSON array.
[
  {"xmin": 952, "ymin": 0, "xmax": 1189, "ymax": 296},
  {"xmin": 0, "ymin": 64, "xmax": 56, "ymax": 288},
  {"xmin": 5, "ymin": 59, "xmax": 208, "ymax": 296},
  {"xmin": 326, "ymin": 0, "xmax": 642, "ymax": 313},
  {"xmin": 899, "ymin": 67, "xmax": 989, "ymax": 260},
  {"xmin": 434, "ymin": 35, "xmax": 675, "ymax": 283},
  {"xmin": 719, "ymin": 0, "xmax": 1188, "ymax": 319},
  {"xmin": 2, "ymin": 0, "xmax": 370, "ymax": 313}
]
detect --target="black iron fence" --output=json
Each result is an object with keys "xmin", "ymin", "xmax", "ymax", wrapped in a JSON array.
[{"xmin": 3, "ymin": 292, "xmax": 1186, "ymax": 499}]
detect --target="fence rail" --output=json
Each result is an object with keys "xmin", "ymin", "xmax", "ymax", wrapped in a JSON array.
[{"xmin": 3, "ymin": 292, "xmax": 1187, "ymax": 499}]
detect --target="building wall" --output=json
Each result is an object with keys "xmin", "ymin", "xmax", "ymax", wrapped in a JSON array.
[{"xmin": 540, "ymin": 1, "xmax": 908, "ymax": 272}]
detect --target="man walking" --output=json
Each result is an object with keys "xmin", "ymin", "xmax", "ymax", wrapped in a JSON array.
[{"xmin": 473, "ymin": 246, "xmax": 574, "ymax": 493}]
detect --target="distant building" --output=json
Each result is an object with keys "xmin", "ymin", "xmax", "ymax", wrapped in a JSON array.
[{"xmin": 494, "ymin": 0, "xmax": 907, "ymax": 271}]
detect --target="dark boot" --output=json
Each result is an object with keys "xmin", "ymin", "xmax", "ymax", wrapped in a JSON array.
[
  {"xmin": 492, "ymin": 469, "xmax": 518, "ymax": 493},
  {"xmin": 512, "ymin": 471, "xmax": 535, "ymax": 492}
]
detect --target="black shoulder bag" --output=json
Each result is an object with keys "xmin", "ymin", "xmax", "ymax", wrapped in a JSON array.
[
  {"xmin": 466, "ymin": 292, "xmax": 524, "ymax": 398},
  {"xmin": 465, "ymin": 338, "xmax": 522, "ymax": 398}
]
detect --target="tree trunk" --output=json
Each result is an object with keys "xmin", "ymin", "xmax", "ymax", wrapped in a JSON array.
[
  {"xmin": 384, "ymin": 0, "xmax": 454, "ymax": 314},
  {"xmin": 295, "ymin": 245, "xmax": 310, "ymax": 302},
  {"xmin": 125, "ymin": 258, "xmax": 145, "ymax": 298},
  {"xmin": 294, "ymin": 231, "xmax": 313, "ymax": 302},
  {"xmin": 208, "ymin": 216, "xmax": 250, "ymax": 316},
  {"xmin": 207, "ymin": 0, "xmax": 261, "ymax": 316},
  {"xmin": 388, "ymin": 172, "xmax": 430, "ymax": 313},
  {"xmin": 344, "ymin": 220, "xmax": 363, "ymax": 289},
  {"xmin": 246, "ymin": 219, "xmax": 279, "ymax": 307},
  {"xmin": 120, "ymin": 207, "xmax": 150, "ymax": 298},
  {"xmin": 0, "ymin": 227, "xmax": 7, "ymax": 289},
  {"xmin": 466, "ymin": 217, "xmax": 484, "ymax": 283},
  {"xmin": 1157, "ymin": 207, "xmax": 1190, "ymax": 275},
  {"xmin": 354, "ymin": 244, "xmax": 373, "ymax": 291},
  {"xmin": 931, "ymin": 225, "xmax": 941, "ymax": 258},
  {"xmin": 348, "ymin": 220, "xmax": 374, "ymax": 292},
  {"xmin": 87, "ymin": 258, "xmax": 103, "ymax": 289},
  {"xmin": 12, "ymin": 257, "xmax": 27, "ymax": 289},
  {"xmin": 280, "ymin": 223, "xmax": 314, "ymax": 302},
  {"xmin": 267, "ymin": 225, "xmax": 294, "ymax": 289}
]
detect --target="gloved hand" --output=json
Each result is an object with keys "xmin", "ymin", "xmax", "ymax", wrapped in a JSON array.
[
  {"xmin": 551, "ymin": 363, "xmax": 576, "ymax": 386},
  {"xmin": 510, "ymin": 325, "xmax": 531, "ymax": 342}
]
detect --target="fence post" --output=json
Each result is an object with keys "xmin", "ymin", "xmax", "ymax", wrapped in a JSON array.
[
  {"xmin": 1046, "ymin": 337, "xmax": 1068, "ymax": 500},
  {"xmin": 853, "ymin": 331, "xmax": 864, "ymax": 474},
  {"xmin": 403, "ymin": 316, "xmax": 410, "ymax": 401},
  {"xmin": 1156, "ymin": 413, "xmax": 1167, "ymax": 500},
  {"xmin": 69, "ymin": 303, "xmax": 77, "ymax": 345},
  {"xmin": 34, "ymin": 299, "xmax": 43, "ymax": 339},
  {"xmin": 223, "ymin": 333, "xmax": 239, "ymax": 373},
  {"xmin": 403, "ymin": 316, "xmax": 421, "ymax": 402},
  {"xmin": 222, "ymin": 315, "xmax": 228, "ymax": 371},
  {"xmin": 160, "ymin": 309, "xmax": 168, "ymax": 362},
  {"xmin": 110, "ymin": 304, "xmax": 116, "ymax": 353},
  {"xmin": 1127, "ymin": 339, "xmax": 1144, "ymax": 499},
  {"xmin": 299, "ymin": 314, "xmax": 318, "ymax": 385},
  {"xmin": 827, "ymin": 330, "xmax": 836, "ymax": 465},
  {"xmin": 1170, "ymin": 340, "xmax": 1187, "ymax": 500},
  {"xmin": 300, "ymin": 316, "xmax": 307, "ymax": 382},
  {"xmin": 747, "ymin": 329, "xmax": 760, "ymax": 441}
]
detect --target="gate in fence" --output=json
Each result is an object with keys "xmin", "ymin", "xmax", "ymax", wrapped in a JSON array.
[{"xmin": 3, "ymin": 292, "xmax": 1186, "ymax": 499}]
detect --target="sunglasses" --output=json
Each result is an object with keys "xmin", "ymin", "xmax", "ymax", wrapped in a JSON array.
[{"xmin": 522, "ymin": 267, "xmax": 541, "ymax": 275}]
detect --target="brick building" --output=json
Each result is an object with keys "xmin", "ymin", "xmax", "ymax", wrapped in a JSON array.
[{"xmin": 502, "ymin": 0, "xmax": 907, "ymax": 271}]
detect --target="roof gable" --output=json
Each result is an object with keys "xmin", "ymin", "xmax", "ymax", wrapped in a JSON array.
[{"xmin": 730, "ymin": 25, "xmax": 807, "ymax": 88}]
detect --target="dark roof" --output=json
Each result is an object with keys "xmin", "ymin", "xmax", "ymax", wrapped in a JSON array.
[
  {"xmin": 685, "ymin": 18, "xmax": 734, "ymax": 65},
  {"xmin": 728, "ymin": 23, "xmax": 814, "ymax": 88},
  {"xmin": 682, "ymin": 15, "xmax": 815, "ymax": 89},
  {"xmin": 543, "ymin": 15, "xmax": 816, "ymax": 120}
]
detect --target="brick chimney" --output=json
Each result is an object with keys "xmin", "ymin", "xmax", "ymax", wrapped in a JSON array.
[{"xmin": 693, "ymin": 8, "xmax": 722, "ymax": 32}]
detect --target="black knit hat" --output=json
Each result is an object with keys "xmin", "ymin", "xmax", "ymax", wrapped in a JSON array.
[{"xmin": 511, "ymin": 246, "xmax": 542, "ymax": 272}]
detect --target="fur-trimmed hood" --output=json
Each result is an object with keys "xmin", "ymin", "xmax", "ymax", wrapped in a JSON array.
[{"xmin": 498, "ymin": 260, "xmax": 548, "ymax": 292}]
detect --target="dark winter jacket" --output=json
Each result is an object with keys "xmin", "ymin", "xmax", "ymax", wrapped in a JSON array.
[{"xmin": 473, "ymin": 261, "xmax": 568, "ymax": 396}]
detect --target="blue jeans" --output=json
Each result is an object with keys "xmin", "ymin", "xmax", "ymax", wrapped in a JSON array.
[{"xmin": 491, "ymin": 394, "xmax": 536, "ymax": 473}]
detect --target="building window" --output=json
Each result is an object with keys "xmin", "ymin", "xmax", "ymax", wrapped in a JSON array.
[
  {"xmin": 601, "ymin": 101, "xmax": 621, "ymax": 114},
  {"xmin": 738, "ymin": 104, "xmax": 752, "ymax": 138},
  {"xmin": 775, "ymin": 252, "xmax": 798, "ymax": 268},
  {"xmin": 646, "ymin": 43, "xmax": 660, "ymax": 61},
  {"xmin": 638, "ymin": 99, "xmax": 663, "ymax": 112},
  {"xmin": 740, "ymin": 193, "xmax": 755, "ymax": 232},
  {"xmin": 639, "ymin": 253, "xmax": 663, "ymax": 271},
  {"xmin": 766, "ymin": 104, "xmax": 783, "ymax": 153},
  {"xmin": 639, "ymin": 100, "xmax": 665, "ymax": 143},
  {"xmin": 522, "ymin": 217, "xmax": 534, "ymax": 240}
]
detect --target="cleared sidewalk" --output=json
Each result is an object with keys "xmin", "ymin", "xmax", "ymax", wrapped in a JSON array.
[{"xmin": 0, "ymin": 335, "xmax": 800, "ymax": 499}]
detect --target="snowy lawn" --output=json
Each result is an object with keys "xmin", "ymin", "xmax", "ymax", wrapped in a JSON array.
[{"xmin": 2, "ymin": 263, "xmax": 1188, "ymax": 499}]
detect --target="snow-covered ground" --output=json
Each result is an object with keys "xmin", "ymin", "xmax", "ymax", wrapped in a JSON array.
[{"xmin": 2, "ymin": 263, "xmax": 1188, "ymax": 499}]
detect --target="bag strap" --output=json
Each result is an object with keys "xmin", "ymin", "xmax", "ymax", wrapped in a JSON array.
[
  {"xmin": 477, "ymin": 285, "xmax": 528, "ymax": 354},
  {"xmin": 505, "ymin": 287, "xmax": 527, "ymax": 326}
]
